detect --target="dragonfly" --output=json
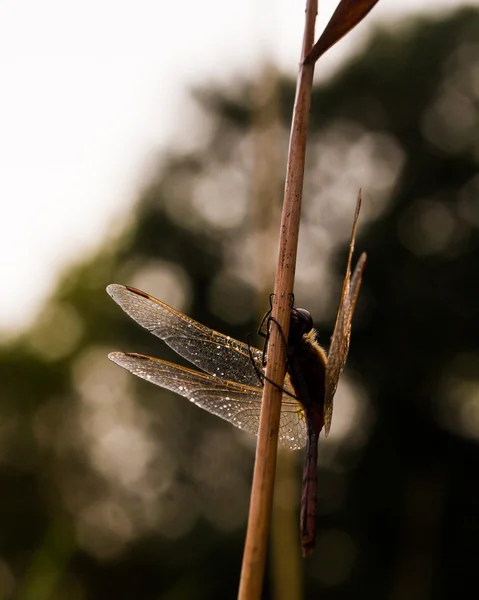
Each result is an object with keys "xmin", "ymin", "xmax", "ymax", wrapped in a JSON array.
[
  {"xmin": 107, "ymin": 192, "xmax": 366, "ymax": 556},
  {"xmin": 285, "ymin": 193, "xmax": 366, "ymax": 555}
]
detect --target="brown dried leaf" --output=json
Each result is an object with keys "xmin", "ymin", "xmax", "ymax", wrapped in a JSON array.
[{"xmin": 306, "ymin": 0, "xmax": 381, "ymax": 64}]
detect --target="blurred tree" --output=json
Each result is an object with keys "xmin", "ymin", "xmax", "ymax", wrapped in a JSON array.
[{"xmin": 1, "ymin": 6, "xmax": 479, "ymax": 600}]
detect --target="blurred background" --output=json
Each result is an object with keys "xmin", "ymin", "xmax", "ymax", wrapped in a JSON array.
[{"xmin": 1, "ymin": 1, "xmax": 479, "ymax": 599}]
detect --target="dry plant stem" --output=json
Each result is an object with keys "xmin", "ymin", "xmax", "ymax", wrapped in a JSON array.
[{"xmin": 238, "ymin": 2, "xmax": 318, "ymax": 598}]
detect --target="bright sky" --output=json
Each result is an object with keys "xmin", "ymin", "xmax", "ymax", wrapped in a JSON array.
[{"xmin": 0, "ymin": 0, "xmax": 476, "ymax": 338}]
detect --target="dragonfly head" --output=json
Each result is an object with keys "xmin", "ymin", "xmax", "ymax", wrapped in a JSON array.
[{"xmin": 289, "ymin": 308, "xmax": 313, "ymax": 343}]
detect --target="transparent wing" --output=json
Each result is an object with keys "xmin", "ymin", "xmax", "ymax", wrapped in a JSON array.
[
  {"xmin": 324, "ymin": 192, "xmax": 367, "ymax": 436},
  {"xmin": 109, "ymin": 352, "xmax": 306, "ymax": 450},
  {"xmin": 107, "ymin": 284, "xmax": 264, "ymax": 387}
]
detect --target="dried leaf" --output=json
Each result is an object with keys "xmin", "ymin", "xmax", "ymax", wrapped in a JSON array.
[{"xmin": 306, "ymin": 0, "xmax": 381, "ymax": 64}]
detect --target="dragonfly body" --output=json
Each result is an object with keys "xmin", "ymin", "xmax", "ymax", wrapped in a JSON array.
[{"xmin": 287, "ymin": 309, "xmax": 327, "ymax": 556}]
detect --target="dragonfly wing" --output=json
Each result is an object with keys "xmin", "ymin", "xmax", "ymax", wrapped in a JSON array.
[
  {"xmin": 107, "ymin": 284, "xmax": 264, "ymax": 387},
  {"xmin": 109, "ymin": 352, "xmax": 306, "ymax": 450},
  {"xmin": 325, "ymin": 253, "xmax": 366, "ymax": 432},
  {"xmin": 324, "ymin": 192, "xmax": 367, "ymax": 436},
  {"xmin": 278, "ymin": 399, "xmax": 308, "ymax": 450}
]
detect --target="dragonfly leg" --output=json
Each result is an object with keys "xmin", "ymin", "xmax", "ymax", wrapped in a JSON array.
[{"xmin": 247, "ymin": 315, "xmax": 298, "ymax": 400}]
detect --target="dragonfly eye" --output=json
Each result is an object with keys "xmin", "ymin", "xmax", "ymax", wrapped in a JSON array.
[{"xmin": 290, "ymin": 308, "xmax": 314, "ymax": 340}]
